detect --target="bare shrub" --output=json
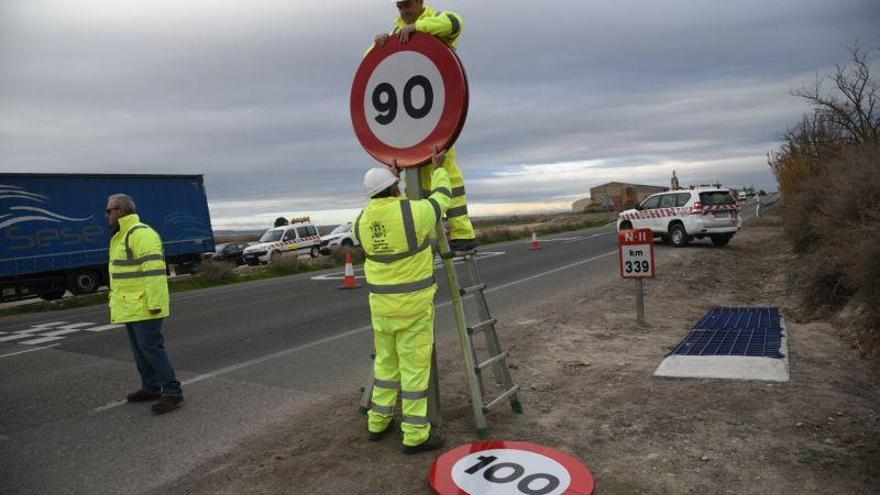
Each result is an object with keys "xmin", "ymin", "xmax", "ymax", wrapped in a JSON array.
[
  {"xmin": 788, "ymin": 142, "xmax": 880, "ymax": 350},
  {"xmin": 197, "ymin": 259, "xmax": 237, "ymax": 281}
]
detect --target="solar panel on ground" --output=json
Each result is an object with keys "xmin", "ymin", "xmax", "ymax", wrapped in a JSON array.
[{"xmin": 670, "ymin": 307, "xmax": 784, "ymax": 358}]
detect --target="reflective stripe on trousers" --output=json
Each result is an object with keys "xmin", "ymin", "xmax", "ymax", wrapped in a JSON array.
[{"xmin": 367, "ymin": 303, "xmax": 435, "ymax": 446}]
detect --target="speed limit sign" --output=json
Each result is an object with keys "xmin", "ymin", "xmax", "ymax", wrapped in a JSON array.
[
  {"xmin": 350, "ymin": 33, "xmax": 469, "ymax": 168},
  {"xmin": 429, "ymin": 440, "xmax": 595, "ymax": 495}
]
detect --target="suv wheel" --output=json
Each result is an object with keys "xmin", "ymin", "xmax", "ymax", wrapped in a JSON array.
[
  {"xmin": 619, "ymin": 221, "xmax": 633, "ymax": 231},
  {"xmin": 341, "ymin": 239, "xmax": 354, "ymax": 248},
  {"xmin": 710, "ymin": 233, "xmax": 733, "ymax": 247},
  {"xmin": 310, "ymin": 246, "xmax": 320, "ymax": 258},
  {"xmin": 669, "ymin": 223, "xmax": 690, "ymax": 247}
]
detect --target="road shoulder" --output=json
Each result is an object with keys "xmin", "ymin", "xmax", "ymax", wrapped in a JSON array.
[{"xmin": 160, "ymin": 212, "xmax": 880, "ymax": 494}]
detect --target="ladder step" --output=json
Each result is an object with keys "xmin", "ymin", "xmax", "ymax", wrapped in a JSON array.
[
  {"xmin": 459, "ymin": 283, "xmax": 486, "ymax": 296},
  {"xmin": 467, "ymin": 318, "xmax": 497, "ymax": 336},
  {"xmin": 483, "ymin": 384, "xmax": 521, "ymax": 412},
  {"xmin": 477, "ymin": 351, "xmax": 508, "ymax": 371}
]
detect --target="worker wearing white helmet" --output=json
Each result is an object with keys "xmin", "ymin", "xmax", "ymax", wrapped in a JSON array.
[
  {"xmin": 372, "ymin": 1, "xmax": 476, "ymax": 253},
  {"xmin": 354, "ymin": 147, "xmax": 451, "ymax": 454}
]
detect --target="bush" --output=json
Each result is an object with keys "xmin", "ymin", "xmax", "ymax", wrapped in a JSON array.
[
  {"xmin": 263, "ymin": 254, "xmax": 302, "ymax": 276},
  {"xmin": 787, "ymin": 142, "xmax": 880, "ymax": 349},
  {"xmin": 196, "ymin": 259, "xmax": 237, "ymax": 281}
]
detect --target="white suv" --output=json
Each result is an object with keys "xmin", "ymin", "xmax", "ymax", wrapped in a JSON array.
[
  {"xmin": 319, "ymin": 222, "xmax": 359, "ymax": 255},
  {"xmin": 617, "ymin": 188, "xmax": 741, "ymax": 247},
  {"xmin": 242, "ymin": 220, "xmax": 322, "ymax": 265}
]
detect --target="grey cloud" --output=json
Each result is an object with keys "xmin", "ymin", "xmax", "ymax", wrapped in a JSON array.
[{"xmin": 1, "ymin": 1, "xmax": 879, "ymax": 226}]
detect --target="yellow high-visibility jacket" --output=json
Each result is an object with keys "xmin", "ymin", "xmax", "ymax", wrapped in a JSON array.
[
  {"xmin": 354, "ymin": 168, "xmax": 451, "ymax": 317},
  {"xmin": 108, "ymin": 214, "xmax": 169, "ymax": 323},
  {"xmin": 393, "ymin": 7, "xmax": 463, "ymax": 48}
]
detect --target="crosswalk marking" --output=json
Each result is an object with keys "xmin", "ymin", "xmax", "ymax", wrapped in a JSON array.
[
  {"xmin": 85, "ymin": 324, "xmax": 124, "ymax": 333},
  {"xmin": 0, "ymin": 321, "xmax": 123, "ymax": 346}
]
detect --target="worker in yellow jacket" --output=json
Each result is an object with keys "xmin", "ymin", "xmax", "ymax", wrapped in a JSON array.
[
  {"xmin": 106, "ymin": 193, "xmax": 183, "ymax": 415},
  {"xmin": 354, "ymin": 147, "xmax": 451, "ymax": 454},
  {"xmin": 373, "ymin": 0, "xmax": 477, "ymax": 252}
]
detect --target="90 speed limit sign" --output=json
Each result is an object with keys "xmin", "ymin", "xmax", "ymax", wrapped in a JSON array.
[
  {"xmin": 350, "ymin": 33, "xmax": 468, "ymax": 168},
  {"xmin": 429, "ymin": 441, "xmax": 595, "ymax": 495}
]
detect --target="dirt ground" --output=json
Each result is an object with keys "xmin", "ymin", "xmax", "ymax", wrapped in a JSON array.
[{"xmin": 163, "ymin": 211, "xmax": 880, "ymax": 494}]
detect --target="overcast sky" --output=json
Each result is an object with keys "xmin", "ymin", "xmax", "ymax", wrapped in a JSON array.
[{"xmin": 2, "ymin": 0, "xmax": 878, "ymax": 229}]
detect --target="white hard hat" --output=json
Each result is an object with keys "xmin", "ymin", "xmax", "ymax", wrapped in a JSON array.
[{"xmin": 363, "ymin": 167, "xmax": 399, "ymax": 197}]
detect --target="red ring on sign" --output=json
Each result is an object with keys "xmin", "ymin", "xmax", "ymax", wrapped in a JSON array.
[
  {"xmin": 351, "ymin": 33, "xmax": 469, "ymax": 168},
  {"xmin": 429, "ymin": 440, "xmax": 595, "ymax": 495}
]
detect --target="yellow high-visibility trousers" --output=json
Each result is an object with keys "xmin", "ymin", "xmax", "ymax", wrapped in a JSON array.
[
  {"xmin": 367, "ymin": 304, "xmax": 435, "ymax": 446},
  {"xmin": 419, "ymin": 146, "xmax": 475, "ymax": 240}
]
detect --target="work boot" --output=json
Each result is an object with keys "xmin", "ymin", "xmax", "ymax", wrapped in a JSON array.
[
  {"xmin": 401, "ymin": 430, "xmax": 445, "ymax": 455},
  {"xmin": 151, "ymin": 395, "xmax": 183, "ymax": 415},
  {"xmin": 368, "ymin": 423, "xmax": 394, "ymax": 442},
  {"xmin": 126, "ymin": 390, "xmax": 161, "ymax": 403},
  {"xmin": 449, "ymin": 238, "xmax": 478, "ymax": 253}
]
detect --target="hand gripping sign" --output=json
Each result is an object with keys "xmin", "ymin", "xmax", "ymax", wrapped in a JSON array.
[
  {"xmin": 430, "ymin": 441, "xmax": 595, "ymax": 495},
  {"xmin": 350, "ymin": 33, "xmax": 469, "ymax": 168}
]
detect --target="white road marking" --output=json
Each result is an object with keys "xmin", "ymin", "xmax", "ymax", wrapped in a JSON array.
[
  {"xmin": 1, "ymin": 321, "xmax": 123, "ymax": 345},
  {"xmin": 310, "ymin": 251, "xmax": 507, "ymax": 281},
  {"xmin": 85, "ymin": 324, "xmax": 124, "ymax": 332},
  {"xmin": 561, "ymin": 231, "xmax": 616, "ymax": 244},
  {"xmin": 90, "ymin": 249, "xmax": 618, "ymax": 414},
  {"xmin": 0, "ymin": 343, "xmax": 60, "ymax": 358}
]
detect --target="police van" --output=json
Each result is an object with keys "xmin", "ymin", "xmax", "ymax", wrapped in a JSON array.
[
  {"xmin": 617, "ymin": 187, "xmax": 741, "ymax": 247},
  {"xmin": 242, "ymin": 217, "xmax": 322, "ymax": 265}
]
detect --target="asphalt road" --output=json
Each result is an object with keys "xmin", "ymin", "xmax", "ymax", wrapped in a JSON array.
[{"xmin": 0, "ymin": 202, "xmax": 764, "ymax": 494}]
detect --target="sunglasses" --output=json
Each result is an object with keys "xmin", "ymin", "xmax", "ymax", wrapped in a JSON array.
[{"xmin": 105, "ymin": 207, "xmax": 121, "ymax": 215}]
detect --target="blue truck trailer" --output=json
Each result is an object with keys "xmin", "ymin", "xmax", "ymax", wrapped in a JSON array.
[{"xmin": 1, "ymin": 174, "xmax": 214, "ymax": 301}]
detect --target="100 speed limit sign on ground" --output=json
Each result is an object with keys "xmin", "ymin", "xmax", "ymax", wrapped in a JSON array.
[
  {"xmin": 429, "ymin": 441, "xmax": 595, "ymax": 495},
  {"xmin": 350, "ymin": 33, "xmax": 468, "ymax": 168}
]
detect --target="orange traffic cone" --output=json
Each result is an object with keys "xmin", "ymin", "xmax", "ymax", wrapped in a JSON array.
[
  {"xmin": 529, "ymin": 231, "xmax": 543, "ymax": 251},
  {"xmin": 339, "ymin": 251, "xmax": 361, "ymax": 289}
]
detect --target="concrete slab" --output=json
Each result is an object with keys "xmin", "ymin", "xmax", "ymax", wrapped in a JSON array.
[{"xmin": 654, "ymin": 318, "xmax": 790, "ymax": 382}]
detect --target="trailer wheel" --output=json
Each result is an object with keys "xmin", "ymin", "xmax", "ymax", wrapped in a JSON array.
[
  {"xmin": 38, "ymin": 289, "xmax": 66, "ymax": 301},
  {"xmin": 69, "ymin": 269, "xmax": 101, "ymax": 295}
]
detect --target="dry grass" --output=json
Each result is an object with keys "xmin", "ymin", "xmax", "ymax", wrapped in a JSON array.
[
  {"xmin": 782, "ymin": 142, "xmax": 880, "ymax": 356},
  {"xmin": 195, "ymin": 259, "xmax": 237, "ymax": 280}
]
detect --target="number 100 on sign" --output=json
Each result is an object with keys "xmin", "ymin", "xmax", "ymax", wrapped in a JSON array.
[{"xmin": 619, "ymin": 229, "xmax": 655, "ymax": 279}]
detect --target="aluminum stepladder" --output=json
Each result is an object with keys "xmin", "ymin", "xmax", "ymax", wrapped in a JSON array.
[{"xmin": 358, "ymin": 165, "xmax": 522, "ymax": 439}]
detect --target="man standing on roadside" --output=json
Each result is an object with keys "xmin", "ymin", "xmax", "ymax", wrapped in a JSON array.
[
  {"xmin": 373, "ymin": 0, "xmax": 478, "ymax": 252},
  {"xmin": 106, "ymin": 193, "xmax": 183, "ymax": 415},
  {"xmin": 355, "ymin": 147, "xmax": 451, "ymax": 454}
]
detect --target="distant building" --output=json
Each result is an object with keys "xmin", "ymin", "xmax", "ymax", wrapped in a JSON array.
[{"xmin": 578, "ymin": 182, "xmax": 666, "ymax": 211}]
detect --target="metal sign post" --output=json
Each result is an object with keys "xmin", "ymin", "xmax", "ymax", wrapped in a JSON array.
[
  {"xmin": 403, "ymin": 166, "xmax": 443, "ymax": 427},
  {"xmin": 636, "ymin": 278, "xmax": 645, "ymax": 324},
  {"xmin": 619, "ymin": 228, "xmax": 655, "ymax": 324}
]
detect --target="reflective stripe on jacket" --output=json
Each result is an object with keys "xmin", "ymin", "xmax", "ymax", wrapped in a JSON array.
[
  {"xmin": 108, "ymin": 214, "xmax": 169, "ymax": 323},
  {"xmin": 394, "ymin": 6, "xmax": 463, "ymax": 48},
  {"xmin": 355, "ymin": 168, "xmax": 451, "ymax": 317}
]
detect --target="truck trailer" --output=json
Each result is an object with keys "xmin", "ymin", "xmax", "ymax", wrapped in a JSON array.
[{"xmin": 1, "ymin": 174, "xmax": 214, "ymax": 301}]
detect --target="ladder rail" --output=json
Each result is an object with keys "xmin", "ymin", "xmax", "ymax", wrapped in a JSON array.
[{"xmin": 465, "ymin": 256, "xmax": 504, "ymax": 385}]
